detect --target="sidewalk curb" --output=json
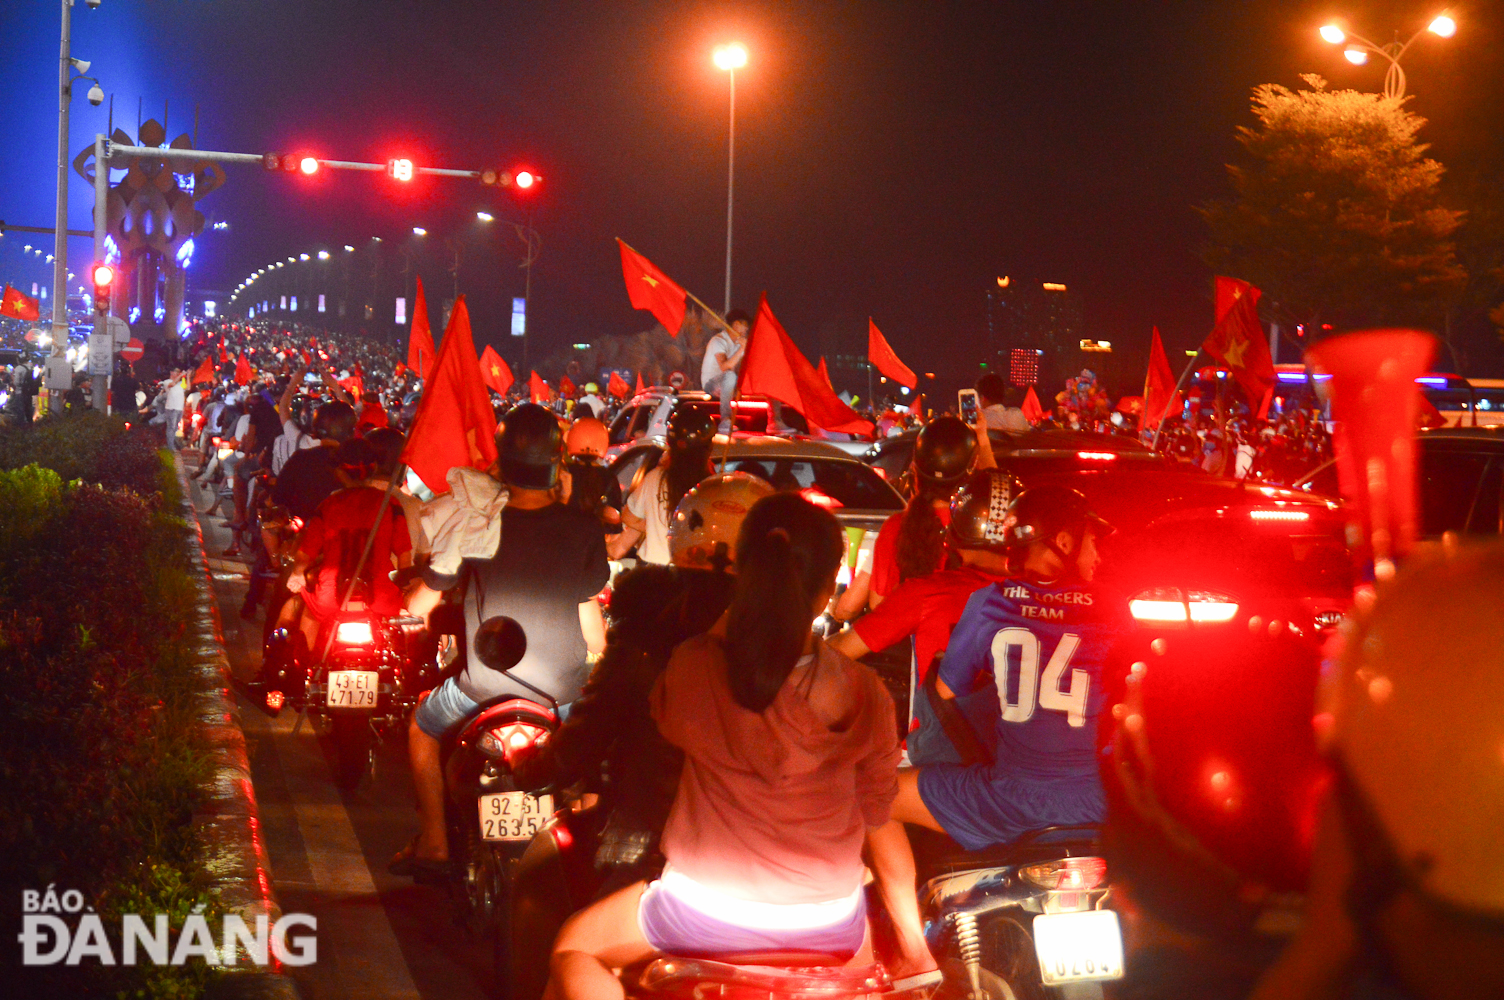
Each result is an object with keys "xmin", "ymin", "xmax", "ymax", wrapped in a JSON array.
[{"xmin": 173, "ymin": 454, "xmax": 302, "ymax": 1000}]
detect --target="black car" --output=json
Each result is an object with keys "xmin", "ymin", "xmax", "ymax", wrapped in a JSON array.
[{"xmin": 1297, "ymin": 426, "xmax": 1504, "ymax": 538}]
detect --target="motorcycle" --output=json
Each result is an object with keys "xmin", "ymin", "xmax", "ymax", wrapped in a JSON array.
[
  {"xmin": 263, "ymin": 608, "xmax": 435, "ymax": 787},
  {"xmin": 912, "ymin": 825, "xmax": 1123, "ymax": 1000},
  {"xmin": 428, "ymin": 615, "xmax": 561, "ymax": 998}
]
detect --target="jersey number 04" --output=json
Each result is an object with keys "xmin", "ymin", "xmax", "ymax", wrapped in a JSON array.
[{"xmin": 990, "ymin": 627, "xmax": 1089, "ymax": 728}]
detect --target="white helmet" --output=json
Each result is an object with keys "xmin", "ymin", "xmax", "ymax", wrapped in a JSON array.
[
  {"xmin": 667, "ymin": 472, "xmax": 774, "ymax": 571},
  {"xmin": 1329, "ymin": 542, "xmax": 1504, "ymax": 914}
]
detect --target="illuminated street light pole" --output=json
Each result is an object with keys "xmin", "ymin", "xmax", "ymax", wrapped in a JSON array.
[
  {"xmin": 1319, "ymin": 13, "xmax": 1456, "ymax": 99},
  {"xmin": 713, "ymin": 43, "xmax": 747, "ymax": 315}
]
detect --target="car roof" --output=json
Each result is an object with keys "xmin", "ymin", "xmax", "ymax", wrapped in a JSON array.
[{"xmin": 1417, "ymin": 425, "xmax": 1504, "ymax": 444}]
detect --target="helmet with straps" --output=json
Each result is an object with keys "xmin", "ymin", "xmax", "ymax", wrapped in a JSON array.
[{"xmin": 566, "ymin": 417, "xmax": 609, "ymax": 460}]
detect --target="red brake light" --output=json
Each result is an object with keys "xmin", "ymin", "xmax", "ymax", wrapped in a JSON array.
[
  {"xmin": 1021, "ymin": 856, "xmax": 1107, "ymax": 890},
  {"xmin": 480, "ymin": 721, "xmax": 548, "ymax": 759},
  {"xmin": 335, "ymin": 621, "xmax": 374, "ymax": 645},
  {"xmin": 799, "ymin": 487, "xmax": 844, "ymax": 510},
  {"xmin": 1129, "ymin": 587, "xmax": 1239, "ymax": 625},
  {"xmin": 1077, "ymin": 451, "xmax": 1118, "ymax": 461},
  {"xmin": 1250, "ymin": 509, "xmax": 1310, "ymax": 522}
]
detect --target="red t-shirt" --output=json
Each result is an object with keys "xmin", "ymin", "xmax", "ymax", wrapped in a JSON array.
[
  {"xmin": 853, "ymin": 565, "xmax": 1004, "ymax": 683},
  {"xmin": 869, "ymin": 503, "xmax": 952, "ymax": 599},
  {"xmin": 299, "ymin": 486, "xmax": 412, "ymax": 618}
]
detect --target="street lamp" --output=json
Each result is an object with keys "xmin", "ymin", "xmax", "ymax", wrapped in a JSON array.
[
  {"xmin": 1318, "ymin": 12, "xmax": 1456, "ymax": 99},
  {"xmin": 412, "ymin": 227, "xmax": 427, "ymax": 237},
  {"xmin": 713, "ymin": 42, "xmax": 748, "ymax": 315}
]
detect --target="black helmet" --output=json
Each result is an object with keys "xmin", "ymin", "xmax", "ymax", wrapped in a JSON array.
[
  {"xmin": 313, "ymin": 401, "xmax": 358, "ymax": 443},
  {"xmin": 949, "ymin": 469, "xmax": 1025, "ymax": 551},
  {"xmin": 1004, "ymin": 485, "xmax": 1112, "ymax": 550},
  {"xmin": 498, "ymin": 403, "xmax": 562, "ymax": 489},
  {"xmin": 913, "ymin": 416, "xmax": 976, "ymax": 488},
  {"xmin": 666, "ymin": 406, "xmax": 717, "ymax": 451}
]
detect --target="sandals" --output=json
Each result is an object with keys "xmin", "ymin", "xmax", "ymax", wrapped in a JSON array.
[{"xmin": 387, "ymin": 839, "xmax": 451, "ymax": 881}]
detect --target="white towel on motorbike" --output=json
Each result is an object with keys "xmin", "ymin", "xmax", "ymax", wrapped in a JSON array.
[{"xmin": 420, "ymin": 466, "xmax": 510, "ymax": 576}]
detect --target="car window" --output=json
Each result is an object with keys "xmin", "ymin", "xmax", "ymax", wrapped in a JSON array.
[
  {"xmin": 1110, "ymin": 513, "xmax": 1353, "ymax": 598},
  {"xmin": 608, "ymin": 406, "xmax": 638, "ymax": 445},
  {"xmin": 628, "ymin": 405, "xmax": 654, "ymax": 439},
  {"xmin": 612, "ymin": 446, "xmax": 662, "ymax": 496},
  {"xmin": 718, "ymin": 457, "xmax": 902, "ymax": 510},
  {"xmin": 679, "ymin": 400, "xmax": 766, "ymax": 434},
  {"xmin": 1419, "ymin": 449, "xmax": 1491, "ymax": 537}
]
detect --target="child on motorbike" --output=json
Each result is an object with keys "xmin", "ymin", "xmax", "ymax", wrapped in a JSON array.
[{"xmin": 545, "ymin": 492, "xmax": 936, "ymax": 1000}]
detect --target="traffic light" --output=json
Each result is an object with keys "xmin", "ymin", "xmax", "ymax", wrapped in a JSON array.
[
  {"xmin": 387, "ymin": 158, "xmax": 414, "ymax": 182},
  {"xmin": 91, "ymin": 263, "xmax": 113, "ymax": 314},
  {"xmin": 262, "ymin": 153, "xmax": 318, "ymax": 174},
  {"xmin": 480, "ymin": 168, "xmax": 542, "ymax": 191}
]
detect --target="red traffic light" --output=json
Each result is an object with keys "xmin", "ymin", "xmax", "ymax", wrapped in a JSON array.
[
  {"xmin": 387, "ymin": 158, "xmax": 415, "ymax": 182},
  {"xmin": 515, "ymin": 170, "xmax": 537, "ymax": 189},
  {"xmin": 299, "ymin": 156, "xmax": 320, "ymax": 175},
  {"xmin": 91, "ymin": 264, "xmax": 114, "ymax": 287},
  {"xmin": 480, "ymin": 168, "xmax": 542, "ymax": 190},
  {"xmin": 91, "ymin": 263, "xmax": 113, "ymax": 313}
]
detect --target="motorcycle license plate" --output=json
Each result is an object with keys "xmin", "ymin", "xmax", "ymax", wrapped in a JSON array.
[
  {"xmin": 326, "ymin": 670, "xmax": 379, "ymax": 709},
  {"xmin": 478, "ymin": 792, "xmax": 553, "ymax": 842},
  {"xmin": 1033, "ymin": 910, "xmax": 1125, "ymax": 985}
]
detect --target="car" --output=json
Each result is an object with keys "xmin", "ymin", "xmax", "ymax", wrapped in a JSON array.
[
  {"xmin": 864, "ymin": 427, "xmax": 1181, "ymax": 497},
  {"xmin": 1296, "ymin": 425, "xmax": 1504, "ymax": 539},
  {"xmin": 605, "ymin": 389, "xmax": 813, "ymax": 460}
]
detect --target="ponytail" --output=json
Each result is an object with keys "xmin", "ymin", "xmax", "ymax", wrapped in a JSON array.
[
  {"xmin": 724, "ymin": 492, "xmax": 844, "ymax": 712},
  {"xmin": 895, "ymin": 480, "xmax": 953, "ymax": 583}
]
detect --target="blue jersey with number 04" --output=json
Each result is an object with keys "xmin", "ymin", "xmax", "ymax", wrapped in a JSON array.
[{"xmin": 940, "ymin": 578, "xmax": 1128, "ymax": 781}]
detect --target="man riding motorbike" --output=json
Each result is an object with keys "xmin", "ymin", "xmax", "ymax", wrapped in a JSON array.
[
  {"xmin": 889, "ymin": 484, "xmax": 1129, "ymax": 849},
  {"xmin": 393, "ymin": 403, "xmax": 610, "ymax": 878}
]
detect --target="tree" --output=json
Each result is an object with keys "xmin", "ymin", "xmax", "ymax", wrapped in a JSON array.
[{"xmin": 1200, "ymin": 75, "xmax": 1465, "ymax": 340}]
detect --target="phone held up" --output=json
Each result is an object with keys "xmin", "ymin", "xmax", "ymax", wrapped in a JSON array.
[{"xmin": 958, "ymin": 388, "xmax": 980, "ymax": 425}]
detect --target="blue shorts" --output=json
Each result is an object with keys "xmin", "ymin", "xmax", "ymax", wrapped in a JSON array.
[
  {"xmin": 917, "ymin": 766, "xmax": 1105, "ymax": 851},
  {"xmin": 413, "ymin": 676, "xmax": 480, "ymax": 740}
]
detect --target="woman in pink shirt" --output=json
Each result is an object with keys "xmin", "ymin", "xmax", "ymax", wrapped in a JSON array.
[{"xmin": 546, "ymin": 493, "xmax": 935, "ymax": 1000}]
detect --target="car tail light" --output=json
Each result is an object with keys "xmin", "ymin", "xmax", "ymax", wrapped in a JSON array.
[
  {"xmin": 1129, "ymin": 587, "xmax": 1239, "ymax": 625},
  {"xmin": 1077, "ymin": 451, "xmax": 1118, "ymax": 461},
  {"xmin": 799, "ymin": 487, "xmax": 844, "ymax": 509},
  {"xmin": 1250, "ymin": 509, "xmax": 1310, "ymax": 522},
  {"xmin": 1021, "ymin": 856, "xmax": 1107, "ymax": 891},
  {"xmin": 265, "ymin": 690, "xmax": 285, "ymax": 711},
  {"xmin": 289, "ymin": 516, "xmax": 304, "ymax": 532},
  {"xmin": 479, "ymin": 721, "xmax": 548, "ymax": 759},
  {"xmin": 335, "ymin": 620, "xmax": 374, "ymax": 645}
]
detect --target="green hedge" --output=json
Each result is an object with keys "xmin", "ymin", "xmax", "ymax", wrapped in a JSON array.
[{"xmin": 0, "ymin": 415, "xmax": 220, "ymax": 998}]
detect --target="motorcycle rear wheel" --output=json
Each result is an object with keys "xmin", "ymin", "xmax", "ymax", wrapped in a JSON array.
[{"xmin": 330, "ymin": 712, "xmax": 373, "ymax": 789}]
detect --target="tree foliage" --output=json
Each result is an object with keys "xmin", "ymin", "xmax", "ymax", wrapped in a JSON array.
[{"xmin": 1200, "ymin": 75, "xmax": 1465, "ymax": 334}]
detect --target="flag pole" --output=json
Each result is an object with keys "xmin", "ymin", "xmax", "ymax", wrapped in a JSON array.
[{"xmin": 1151, "ymin": 351, "xmax": 1203, "ymax": 451}]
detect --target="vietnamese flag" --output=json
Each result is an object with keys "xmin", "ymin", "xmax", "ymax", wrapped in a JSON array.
[
  {"xmin": 1, "ymin": 284, "xmax": 41, "ymax": 322},
  {"xmin": 634, "ymin": 373, "xmax": 646, "ymax": 396},
  {"xmin": 607, "ymin": 371, "xmax": 630, "ymax": 399},
  {"xmin": 1202, "ymin": 277, "xmax": 1275, "ymax": 406},
  {"xmin": 739, "ymin": 295, "xmax": 873, "ymax": 435},
  {"xmin": 817, "ymin": 356, "xmax": 832, "ymax": 389},
  {"xmin": 479, "ymin": 345, "xmax": 514, "ymax": 396},
  {"xmin": 235, "ymin": 353, "xmax": 254, "ymax": 384},
  {"xmin": 868, "ymin": 320, "xmax": 917, "ymax": 389},
  {"xmin": 407, "ymin": 276, "xmax": 436, "ymax": 379},
  {"xmin": 617, "ymin": 239, "xmax": 687, "ymax": 337},
  {"xmin": 529, "ymin": 371, "xmax": 552, "ymax": 403},
  {"xmin": 218, "ymin": 341, "xmax": 228, "ymax": 365},
  {"xmin": 191, "ymin": 354, "xmax": 217, "ymax": 388},
  {"xmin": 394, "ymin": 361, "xmax": 407, "ymax": 380},
  {"xmin": 1021, "ymin": 385, "xmax": 1045, "ymax": 424},
  {"xmin": 559, "ymin": 376, "xmax": 576, "ymax": 399},
  {"xmin": 400, "ymin": 297, "xmax": 499, "ymax": 493},
  {"xmin": 1142, "ymin": 327, "xmax": 1182, "ymax": 431}
]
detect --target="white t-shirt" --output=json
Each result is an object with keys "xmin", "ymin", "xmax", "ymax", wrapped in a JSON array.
[
  {"xmin": 701, "ymin": 331, "xmax": 737, "ymax": 388},
  {"xmin": 162, "ymin": 379, "xmax": 185, "ymax": 411},
  {"xmin": 983, "ymin": 404, "xmax": 1032, "ymax": 434},
  {"xmin": 626, "ymin": 466, "xmax": 673, "ymax": 565},
  {"xmin": 271, "ymin": 418, "xmax": 320, "ymax": 475}
]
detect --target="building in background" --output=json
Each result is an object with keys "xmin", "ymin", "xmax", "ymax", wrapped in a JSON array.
[{"xmin": 985, "ymin": 276, "xmax": 1083, "ymax": 389}]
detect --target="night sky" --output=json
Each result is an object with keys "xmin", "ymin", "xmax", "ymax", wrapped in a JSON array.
[{"xmin": 3, "ymin": 1, "xmax": 1500, "ymax": 393}]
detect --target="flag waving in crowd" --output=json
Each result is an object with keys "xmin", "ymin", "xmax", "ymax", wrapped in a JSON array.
[
  {"xmin": 608, "ymin": 370, "xmax": 631, "ymax": 399},
  {"xmin": 407, "ymin": 276, "xmax": 436, "ymax": 380},
  {"xmin": 617, "ymin": 240, "xmax": 688, "ymax": 338},
  {"xmin": 1142, "ymin": 326, "xmax": 1181, "ymax": 432},
  {"xmin": 1202, "ymin": 277, "xmax": 1275, "ymax": 406},
  {"xmin": 868, "ymin": 319, "xmax": 917, "ymax": 389},
  {"xmin": 235, "ymin": 353, "xmax": 254, "ymax": 385},
  {"xmin": 1, "ymin": 285, "xmax": 41, "ymax": 322},
  {"xmin": 400, "ymin": 297, "xmax": 498, "ymax": 493},
  {"xmin": 479, "ymin": 345, "xmax": 514, "ymax": 396},
  {"xmin": 738, "ymin": 295, "xmax": 873, "ymax": 435}
]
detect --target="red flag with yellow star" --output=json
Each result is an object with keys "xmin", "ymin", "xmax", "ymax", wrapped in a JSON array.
[
  {"xmin": 1, "ymin": 285, "xmax": 41, "ymax": 322},
  {"xmin": 617, "ymin": 239, "xmax": 687, "ymax": 337},
  {"xmin": 401, "ymin": 297, "xmax": 498, "ymax": 493},
  {"xmin": 607, "ymin": 371, "xmax": 630, "ymax": 399},
  {"xmin": 1201, "ymin": 277, "xmax": 1274, "ymax": 405},
  {"xmin": 479, "ymin": 345, "xmax": 514, "ymax": 396},
  {"xmin": 529, "ymin": 371, "xmax": 552, "ymax": 403}
]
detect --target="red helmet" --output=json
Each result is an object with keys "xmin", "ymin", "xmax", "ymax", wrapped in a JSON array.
[{"xmin": 566, "ymin": 417, "xmax": 609, "ymax": 459}]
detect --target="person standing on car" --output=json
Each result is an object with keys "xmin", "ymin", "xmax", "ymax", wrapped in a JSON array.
[
  {"xmin": 976, "ymin": 372, "xmax": 1032, "ymax": 434},
  {"xmin": 392, "ymin": 403, "xmax": 609, "ymax": 878},
  {"xmin": 618, "ymin": 408, "xmax": 717, "ymax": 563},
  {"xmin": 700, "ymin": 309, "xmax": 750, "ymax": 434}
]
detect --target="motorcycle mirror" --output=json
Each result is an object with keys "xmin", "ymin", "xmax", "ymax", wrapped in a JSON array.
[{"xmin": 474, "ymin": 616, "xmax": 527, "ymax": 673}]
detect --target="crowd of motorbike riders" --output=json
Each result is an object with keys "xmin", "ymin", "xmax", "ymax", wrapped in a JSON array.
[{"xmin": 166, "ymin": 319, "xmax": 1498, "ymax": 1000}]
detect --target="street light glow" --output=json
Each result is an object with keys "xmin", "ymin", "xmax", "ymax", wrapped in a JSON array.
[
  {"xmin": 344, "ymin": 245, "xmax": 354, "ymax": 252},
  {"xmin": 412, "ymin": 227, "xmax": 427, "ymax": 236},
  {"xmin": 713, "ymin": 43, "xmax": 748, "ymax": 71},
  {"xmin": 1319, "ymin": 24, "xmax": 1346, "ymax": 44},
  {"xmin": 317, "ymin": 250, "xmax": 330, "ymax": 260},
  {"xmin": 299, "ymin": 253, "xmax": 310, "ymax": 261},
  {"xmin": 477, "ymin": 211, "xmax": 494, "ymax": 222},
  {"xmin": 1344, "ymin": 48, "xmax": 1369, "ymax": 64},
  {"xmin": 1428, "ymin": 14, "xmax": 1456, "ymax": 37}
]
